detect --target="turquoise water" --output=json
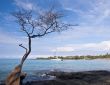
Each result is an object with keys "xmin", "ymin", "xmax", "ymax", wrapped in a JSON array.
[{"xmin": 0, "ymin": 59, "xmax": 110, "ymax": 81}]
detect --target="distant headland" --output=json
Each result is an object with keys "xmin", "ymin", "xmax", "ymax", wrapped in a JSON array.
[{"xmin": 36, "ymin": 53, "xmax": 110, "ymax": 60}]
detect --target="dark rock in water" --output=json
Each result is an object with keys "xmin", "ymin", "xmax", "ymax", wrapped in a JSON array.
[
  {"xmin": 0, "ymin": 80, "xmax": 5, "ymax": 85},
  {"xmin": 25, "ymin": 80, "xmax": 67, "ymax": 85},
  {"xmin": 20, "ymin": 72, "xmax": 27, "ymax": 85},
  {"xmin": 1, "ymin": 70, "xmax": 110, "ymax": 85},
  {"xmin": 44, "ymin": 70, "xmax": 110, "ymax": 85},
  {"xmin": 49, "ymin": 70, "xmax": 110, "ymax": 79},
  {"xmin": 23, "ymin": 73, "xmax": 55, "ymax": 83}
]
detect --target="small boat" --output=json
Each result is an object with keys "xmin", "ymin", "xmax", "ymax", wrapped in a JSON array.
[
  {"xmin": 51, "ymin": 58, "xmax": 61, "ymax": 61},
  {"xmin": 51, "ymin": 49, "xmax": 63, "ymax": 61}
]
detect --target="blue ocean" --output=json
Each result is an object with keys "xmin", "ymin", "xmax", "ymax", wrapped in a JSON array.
[{"xmin": 0, "ymin": 59, "xmax": 110, "ymax": 81}]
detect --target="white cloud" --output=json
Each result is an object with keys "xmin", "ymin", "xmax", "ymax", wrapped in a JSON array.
[
  {"xmin": 52, "ymin": 46, "xmax": 74, "ymax": 52},
  {"xmin": 82, "ymin": 41, "xmax": 110, "ymax": 51},
  {"xmin": 53, "ymin": 25, "xmax": 110, "ymax": 42},
  {"xmin": 52, "ymin": 40, "xmax": 110, "ymax": 53},
  {"xmin": 60, "ymin": 0, "xmax": 110, "ymax": 25},
  {"xmin": 14, "ymin": 0, "xmax": 35, "ymax": 10},
  {"xmin": 28, "ymin": 55, "xmax": 52, "ymax": 58}
]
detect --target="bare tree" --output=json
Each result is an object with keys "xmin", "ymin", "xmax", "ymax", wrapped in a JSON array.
[{"xmin": 6, "ymin": 8, "xmax": 74, "ymax": 85}]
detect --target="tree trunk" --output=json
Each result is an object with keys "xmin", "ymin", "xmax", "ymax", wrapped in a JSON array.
[
  {"xmin": 6, "ymin": 36, "xmax": 31, "ymax": 85},
  {"xmin": 21, "ymin": 36, "xmax": 31, "ymax": 67}
]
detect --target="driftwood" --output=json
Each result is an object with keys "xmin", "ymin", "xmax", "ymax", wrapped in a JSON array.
[
  {"xmin": 6, "ymin": 65, "xmax": 21, "ymax": 85},
  {"xmin": 5, "ymin": 64, "xmax": 26, "ymax": 85}
]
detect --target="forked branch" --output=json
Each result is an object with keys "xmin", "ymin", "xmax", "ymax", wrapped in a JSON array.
[{"xmin": 19, "ymin": 44, "xmax": 28, "ymax": 53}]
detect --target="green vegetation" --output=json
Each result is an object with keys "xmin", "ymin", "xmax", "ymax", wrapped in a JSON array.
[{"xmin": 36, "ymin": 53, "xmax": 110, "ymax": 60}]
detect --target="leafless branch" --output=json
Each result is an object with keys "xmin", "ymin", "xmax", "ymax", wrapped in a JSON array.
[
  {"xmin": 11, "ymin": 7, "xmax": 77, "ymax": 67},
  {"xmin": 19, "ymin": 44, "xmax": 28, "ymax": 53}
]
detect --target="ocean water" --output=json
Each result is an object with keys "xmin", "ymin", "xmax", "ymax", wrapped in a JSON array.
[{"xmin": 0, "ymin": 59, "xmax": 110, "ymax": 81}]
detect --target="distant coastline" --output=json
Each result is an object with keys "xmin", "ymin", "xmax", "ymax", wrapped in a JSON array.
[{"xmin": 36, "ymin": 53, "xmax": 110, "ymax": 60}]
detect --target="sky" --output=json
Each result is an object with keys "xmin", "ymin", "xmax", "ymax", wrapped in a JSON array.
[{"xmin": 0, "ymin": 0, "xmax": 110, "ymax": 59}]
